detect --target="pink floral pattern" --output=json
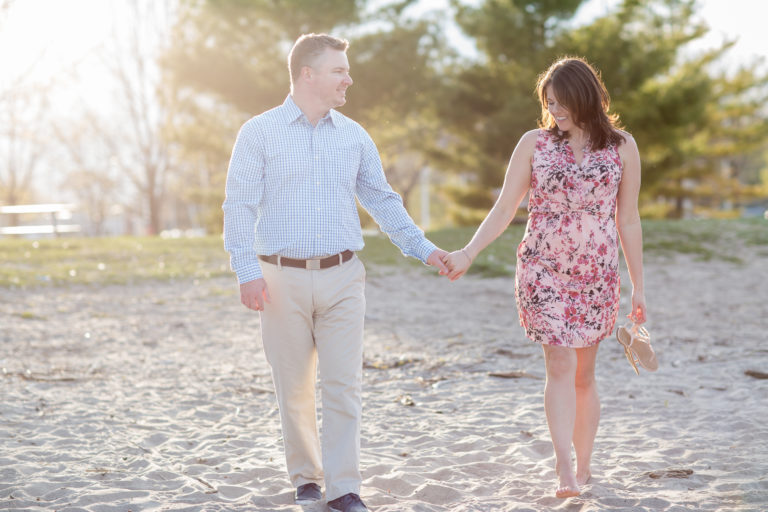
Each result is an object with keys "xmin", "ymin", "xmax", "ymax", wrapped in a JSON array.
[{"xmin": 515, "ymin": 129, "xmax": 623, "ymax": 347}]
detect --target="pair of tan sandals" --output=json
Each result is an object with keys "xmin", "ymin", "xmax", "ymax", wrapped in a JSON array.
[{"xmin": 616, "ymin": 322, "xmax": 658, "ymax": 374}]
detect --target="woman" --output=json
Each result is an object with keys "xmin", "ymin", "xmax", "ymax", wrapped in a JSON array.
[{"xmin": 443, "ymin": 57, "xmax": 646, "ymax": 498}]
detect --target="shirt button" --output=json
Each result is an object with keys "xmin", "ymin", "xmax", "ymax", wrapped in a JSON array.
[
  {"xmin": 316, "ymin": 181, "xmax": 320, "ymax": 185},
  {"xmin": 316, "ymin": 234, "xmax": 321, "ymax": 238}
]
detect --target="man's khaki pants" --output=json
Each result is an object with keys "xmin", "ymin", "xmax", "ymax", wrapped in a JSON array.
[{"xmin": 259, "ymin": 255, "xmax": 366, "ymax": 501}]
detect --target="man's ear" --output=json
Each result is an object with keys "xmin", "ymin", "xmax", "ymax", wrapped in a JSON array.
[{"xmin": 300, "ymin": 65, "xmax": 313, "ymax": 82}]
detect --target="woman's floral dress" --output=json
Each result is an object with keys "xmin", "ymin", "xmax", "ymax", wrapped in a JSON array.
[{"xmin": 515, "ymin": 129, "xmax": 623, "ymax": 347}]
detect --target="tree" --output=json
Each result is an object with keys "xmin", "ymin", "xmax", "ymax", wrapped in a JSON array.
[
  {"xmin": 54, "ymin": 114, "xmax": 120, "ymax": 236},
  {"xmin": 105, "ymin": 0, "xmax": 177, "ymax": 234},
  {"xmin": 437, "ymin": 0, "xmax": 584, "ymax": 223},
  {"xmin": 342, "ymin": 12, "xmax": 452, "ymax": 214},
  {"xmin": 166, "ymin": 0, "xmax": 361, "ymax": 111},
  {"xmin": 67, "ymin": 0, "xmax": 178, "ymax": 235},
  {"xmin": 162, "ymin": 0, "xmax": 451, "ymax": 230},
  {"xmin": 0, "ymin": 75, "xmax": 55, "ymax": 230},
  {"xmin": 441, "ymin": 0, "xmax": 768, "ymax": 220},
  {"xmin": 0, "ymin": 0, "xmax": 51, "ymax": 225},
  {"xmin": 562, "ymin": 0, "xmax": 768, "ymax": 217},
  {"xmin": 161, "ymin": 94, "xmax": 241, "ymax": 234},
  {"xmin": 161, "ymin": 0, "xmax": 362, "ymax": 232}
]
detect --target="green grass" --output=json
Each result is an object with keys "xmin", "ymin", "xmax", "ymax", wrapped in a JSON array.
[
  {"xmin": 641, "ymin": 218, "xmax": 768, "ymax": 263},
  {"xmin": 359, "ymin": 224, "xmax": 525, "ymax": 278},
  {"xmin": 0, "ymin": 236, "xmax": 231, "ymax": 288},
  {"xmin": 1, "ymin": 218, "xmax": 765, "ymax": 288}
]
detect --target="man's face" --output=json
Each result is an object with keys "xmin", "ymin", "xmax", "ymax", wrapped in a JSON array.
[{"xmin": 306, "ymin": 48, "xmax": 353, "ymax": 109}]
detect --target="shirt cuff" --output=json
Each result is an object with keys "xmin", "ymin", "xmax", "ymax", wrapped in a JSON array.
[
  {"xmin": 414, "ymin": 238, "xmax": 438, "ymax": 264},
  {"xmin": 235, "ymin": 262, "xmax": 263, "ymax": 284}
]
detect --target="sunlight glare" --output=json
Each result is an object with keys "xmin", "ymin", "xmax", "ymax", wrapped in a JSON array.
[{"xmin": 0, "ymin": 0, "xmax": 112, "ymax": 87}]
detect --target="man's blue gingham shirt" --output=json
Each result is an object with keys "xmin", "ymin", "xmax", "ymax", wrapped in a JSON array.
[{"xmin": 223, "ymin": 95, "xmax": 437, "ymax": 284}]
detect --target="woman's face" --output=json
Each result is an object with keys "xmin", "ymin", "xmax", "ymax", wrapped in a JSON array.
[{"xmin": 545, "ymin": 84, "xmax": 576, "ymax": 132}]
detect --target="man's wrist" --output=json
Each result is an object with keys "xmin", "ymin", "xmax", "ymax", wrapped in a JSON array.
[
  {"xmin": 236, "ymin": 264, "xmax": 264, "ymax": 284},
  {"xmin": 420, "ymin": 240, "xmax": 439, "ymax": 263}
]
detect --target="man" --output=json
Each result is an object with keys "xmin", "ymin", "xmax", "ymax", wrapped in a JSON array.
[{"xmin": 222, "ymin": 33, "xmax": 448, "ymax": 512}]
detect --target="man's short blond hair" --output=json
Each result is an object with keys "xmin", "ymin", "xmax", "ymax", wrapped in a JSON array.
[{"xmin": 288, "ymin": 33, "xmax": 349, "ymax": 86}]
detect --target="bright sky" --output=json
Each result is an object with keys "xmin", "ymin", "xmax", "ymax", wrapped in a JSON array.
[
  {"xmin": 1, "ymin": 0, "xmax": 765, "ymax": 94},
  {"xmin": 0, "ymin": 0, "xmax": 112, "ymax": 88},
  {"xmin": 1, "ymin": 0, "xmax": 763, "ymax": 202},
  {"xmin": 573, "ymin": 0, "xmax": 767, "ymax": 69}
]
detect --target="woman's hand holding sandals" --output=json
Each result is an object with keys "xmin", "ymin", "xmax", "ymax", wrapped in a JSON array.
[{"xmin": 629, "ymin": 289, "xmax": 647, "ymax": 324}]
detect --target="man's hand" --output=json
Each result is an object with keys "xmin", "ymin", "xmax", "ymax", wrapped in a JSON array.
[
  {"xmin": 443, "ymin": 249, "xmax": 473, "ymax": 282},
  {"xmin": 427, "ymin": 248, "xmax": 450, "ymax": 276},
  {"xmin": 240, "ymin": 278, "xmax": 271, "ymax": 311}
]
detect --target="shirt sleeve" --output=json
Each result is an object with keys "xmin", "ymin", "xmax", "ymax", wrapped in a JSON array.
[
  {"xmin": 354, "ymin": 130, "xmax": 436, "ymax": 263},
  {"xmin": 222, "ymin": 121, "xmax": 265, "ymax": 284}
]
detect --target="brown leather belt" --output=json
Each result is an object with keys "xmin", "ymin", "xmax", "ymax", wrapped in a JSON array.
[{"xmin": 258, "ymin": 250, "xmax": 354, "ymax": 270}]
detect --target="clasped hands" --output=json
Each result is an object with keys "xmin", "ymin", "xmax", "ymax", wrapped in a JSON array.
[
  {"xmin": 427, "ymin": 248, "xmax": 474, "ymax": 282},
  {"xmin": 243, "ymin": 248, "xmax": 475, "ymax": 312}
]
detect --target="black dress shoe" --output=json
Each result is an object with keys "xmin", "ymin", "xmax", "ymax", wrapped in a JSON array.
[
  {"xmin": 327, "ymin": 493, "xmax": 369, "ymax": 512},
  {"xmin": 295, "ymin": 483, "xmax": 322, "ymax": 505}
]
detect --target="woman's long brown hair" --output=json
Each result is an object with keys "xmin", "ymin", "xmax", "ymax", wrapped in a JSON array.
[{"xmin": 536, "ymin": 57, "xmax": 624, "ymax": 150}]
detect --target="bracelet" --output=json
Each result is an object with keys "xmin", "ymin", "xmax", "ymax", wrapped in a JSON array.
[{"xmin": 461, "ymin": 248, "xmax": 472, "ymax": 263}]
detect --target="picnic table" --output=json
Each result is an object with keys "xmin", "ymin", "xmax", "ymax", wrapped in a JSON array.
[{"xmin": 0, "ymin": 203, "xmax": 81, "ymax": 236}]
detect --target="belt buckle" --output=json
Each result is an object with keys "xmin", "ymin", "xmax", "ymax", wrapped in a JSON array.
[{"xmin": 306, "ymin": 259, "xmax": 321, "ymax": 270}]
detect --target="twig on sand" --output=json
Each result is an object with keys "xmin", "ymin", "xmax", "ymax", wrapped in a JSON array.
[
  {"xmin": 744, "ymin": 369, "xmax": 768, "ymax": 379},
  {"xmin": 364, "ymin": 357, "xmax": 422, "ymax": 370},
  {"xmin": 189, "ymin": 475, "xmax": 217, "ymax": 494},
  {"xmin": 488, "ymin": 371, "xmax": 542, "ymax": 380},
  {"xmin": 4, "ymin": 370, "xmax": 85, "ymax": 382},
  {"xmin": 126, "ymin": 440, "xmax": 218, "ymax": 494},
  {"xmin": 648, "ymin": 469, "xmax": 694, "ymax": 479}
]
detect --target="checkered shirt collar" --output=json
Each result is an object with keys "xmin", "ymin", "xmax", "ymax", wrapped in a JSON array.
[{"xmin": 282, "ymin": 95, "xmax": 340, "ymax": 128}]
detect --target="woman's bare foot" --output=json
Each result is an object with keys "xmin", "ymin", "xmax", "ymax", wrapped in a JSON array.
[
  {"xmin": 555, "ymin": 483, "xmax": 580, "ymax": 498},
  {"xmin": 576, "ymin": 470, "xmax": 591, "ymax": 487},
  {"xmin": 555, "ymin": 464, "xmax": 581, "ymax": 498}
]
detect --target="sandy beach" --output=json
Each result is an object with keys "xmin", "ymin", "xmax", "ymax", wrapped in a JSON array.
[{"xmin": 2, "ymin": 250, "xmax": 767, "ymax": 511}]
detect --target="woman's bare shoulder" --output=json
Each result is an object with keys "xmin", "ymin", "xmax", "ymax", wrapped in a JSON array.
[
  {"xmin": 616, "ymin": 129, "xmax": 636, "ymax": 146},
  {"xmin": 526, "ymin": 128, "xmax": 545, "ymax": 140},
  {"xmin": 519, "ymin": 128, "xmax": 542, "ymax": 146},
  {"xmin": 616, "ymin": 129, "xmax": 639, "ymax": 155},
  {"xmin": 512, "ymin": 129, "xmax": 542, "ymax": 158}
]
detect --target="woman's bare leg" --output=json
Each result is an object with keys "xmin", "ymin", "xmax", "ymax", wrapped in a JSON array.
[
  {"xmin": 542, "ymin": 344, "xmax": 579, "ymax": 497},
  {"xmin": 573, "ymin": 344, "xmax": 600, "ymax": 486}
]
